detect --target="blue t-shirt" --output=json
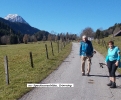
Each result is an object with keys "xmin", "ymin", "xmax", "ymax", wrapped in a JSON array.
[{"xmin": 105, "ymin": 46, "xmax": 120, "ymax": 62}]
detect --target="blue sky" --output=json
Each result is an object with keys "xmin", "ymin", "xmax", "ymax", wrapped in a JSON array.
[{"xmin": 0, "ymin": 0, "xmax": 121, "ymax": 35}]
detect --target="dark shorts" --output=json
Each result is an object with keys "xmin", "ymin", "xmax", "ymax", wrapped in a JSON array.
[{"xmin": 107, "ymin": 60, "xmax": 118, "ymax": 77}]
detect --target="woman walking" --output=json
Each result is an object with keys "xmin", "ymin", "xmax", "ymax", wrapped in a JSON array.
[{"xmin": 105, "ymin": 41, "xmax": 120, "ymax": 88}]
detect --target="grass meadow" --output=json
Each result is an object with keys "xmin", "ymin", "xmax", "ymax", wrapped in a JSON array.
[
  {"xmin": 0, "ymin": 41, "xmax": 72, "ymax": 100},
  {"xmin": 92, "ymin": 35, "xmax": 121, "ymax": 74}
]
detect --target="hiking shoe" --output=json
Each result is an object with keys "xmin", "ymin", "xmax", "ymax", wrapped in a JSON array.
[
  {"xmin": 110, "ymin": 82, "xmax": 116, "ymax": 88},
  {"xmin": 82, "ymin": 73, "xmax": 85, "ymax": 76},
  {"xmin": 86, "ymin": 73, "xmax": 89, "ymax": 76},
  {"xmin": 107, "ymin": 81, "xmax": 112, "ymax": 86}
]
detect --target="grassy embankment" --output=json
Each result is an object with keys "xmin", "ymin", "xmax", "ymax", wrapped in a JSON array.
[
  {"xmin": 0, "ymin": 41, "xmax": 72, "ymax": 100},
  {"xmin": 92, "ymin": 35, "xmax": 121, "ymax": 74}
]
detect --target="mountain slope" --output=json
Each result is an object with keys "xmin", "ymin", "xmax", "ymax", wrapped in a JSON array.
[
  {"xmin": 4, "ymin": 14, "xmax": 28, "ymax": 25},
  {"xmin": 0, "ymin": 21, "xmax": 16, "ymax": 36},
  {"xmin": 0, "ymin": 17, "xmax": 40, "ymax": 35}
]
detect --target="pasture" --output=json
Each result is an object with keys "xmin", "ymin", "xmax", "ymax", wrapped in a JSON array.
[{"xmin": 0, "ymin": 41, "xmax": 72, "ymax": 100}]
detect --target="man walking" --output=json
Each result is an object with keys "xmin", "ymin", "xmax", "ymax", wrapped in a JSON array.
[{"xmin": 80, "ymin": 35, "xmax": 93, "ymax": 76}]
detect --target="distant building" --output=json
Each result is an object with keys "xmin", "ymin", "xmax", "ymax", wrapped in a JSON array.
[
  {"xmin": 88, "ymin": 37, "xmax": 94, "ymax": 41},
  {"xmin": 114, "ymin": 30, "xmax": 121, "ymax": 37}
]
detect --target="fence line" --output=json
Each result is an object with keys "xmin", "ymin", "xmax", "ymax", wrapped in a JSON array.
[
  {"xmin": 0, "ymin": 40, "xmax": 70, "ymax": 85},
  {"xmin": 4, "ymin": 56, "xmax": 9, "ymax": 85},
  {"xmin": 51, "ymin": 41, "xmax": 54, "ymax": 56},
  {"xmin": 45, "ymin": 44, "xmax": 49, "ymax": 59},
  {"xmin": 57, "ymin": 41, "xmax": 59, "ymax": 53},
  {"xmin": 96, "ymin": 39, "xmax": 108, "ymax": 49},
  {"xmin": 30, "ymin": 52, "xmax": 34, "ymax": 68}
]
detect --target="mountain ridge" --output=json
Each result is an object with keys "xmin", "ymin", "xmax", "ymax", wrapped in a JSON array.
[
  {"xmin": 4, "ymin": 14, "xmax": 29, "ymax": 25},
  {"xmin": 0, "ymin": 17, "xmax": 40, "ymax": 35}
]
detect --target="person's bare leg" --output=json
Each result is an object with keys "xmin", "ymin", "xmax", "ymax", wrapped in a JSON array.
[
  {"xmin": 111, "ymin": 77, "xmax": 115, "ymax": 82},
  {"xmin": 107, "ymin": 77, "xmax": 112, "ymax": 86},
  {"xmin": 81, "ymin": 56, "xmax": 86, "ymax": 75},
  {"xmin": 110, "ymin": 77, "xmax": 116, "ymax": 88},
  {"xmin": 87, "ymin": 57, "xmax": 91, "ymax": 75}
]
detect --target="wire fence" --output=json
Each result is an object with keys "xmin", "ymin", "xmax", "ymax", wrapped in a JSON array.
[{"xmin": 0, "ymin": 40, "xmax": 71, "ymax": 85}]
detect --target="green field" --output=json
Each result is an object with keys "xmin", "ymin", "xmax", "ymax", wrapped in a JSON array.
[
  {"xmin": 92, "ymin": 35, "xmax": 121, "ymax": 74},
  {"xmin": 0, "ymin": 41, "xmax": 72, "ymax": 100}
]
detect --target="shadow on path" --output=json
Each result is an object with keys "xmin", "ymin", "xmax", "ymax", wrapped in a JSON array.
[
  {"xmin": 89, "ymin": 74, "xmax": 121, "ymax": 78},
  {"xmin": 89, "ymin": 75, "xmax": 109, "ymax": 77}
]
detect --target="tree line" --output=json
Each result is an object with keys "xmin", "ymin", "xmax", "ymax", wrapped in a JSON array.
[
  {"xmin": 23, "ymin": 32, "xmax": 77, "ymax": 44},
  {"xmin": 0, "ymin": 21, "xmax": 77, "ymax": 44},
  {"xmin": 94, "ymin": 23, "xmax": 121, "ymax": 39},
  {"xmin": 80, "ymin": 23, "xmax": 121, "ymax": 40}
]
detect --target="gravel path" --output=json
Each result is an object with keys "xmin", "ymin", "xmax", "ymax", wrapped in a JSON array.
[{"xmin": 19, "ymin": 42, "xmax": 121, "ymax": 100}]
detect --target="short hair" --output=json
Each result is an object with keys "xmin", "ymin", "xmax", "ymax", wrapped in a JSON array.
[
  {"xmin": 108, "ymin": 41, "xmax": 114, "ymax": 45},
  {"xmin": 82, "ymin": 35, "xmax": 87, "ymax": 39}
]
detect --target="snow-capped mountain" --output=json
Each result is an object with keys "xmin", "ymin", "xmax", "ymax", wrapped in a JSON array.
[{"xmin": 4, "ymin": 14, "xmax": 28, "ymax": 24}]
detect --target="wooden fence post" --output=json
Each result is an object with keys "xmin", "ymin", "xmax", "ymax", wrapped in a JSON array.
[
  {"xmin": 63, "ymin": 41, "xmax": 65, "ymax": 47},
  {"xmin": 45, "ymin": 44, "xmax": 49, "ymax": 59},
  {"xmin": 4, "ymin": 56, "xmax": 9, "ymax": 85},
  {"xmin": 57, "ymin": 41, "xmax": 59, "ymax": 53},
  {"xmin": 51, "ymin": 41, "xmax": 54, "ymax": 56},
  {"xmin": 104, "ymin": 41, "xmax": 107, "ymax": 49},
  {"xmin": 61, "ymin": 40, "xmax": 63, "ymax": 50},
  {"xmin": 30, "ymin": 52, "xmax": 34, "ymax": 68},
  {"xmin": 102, "ymin": 40, "xmax": 103, "ymax": 46}
]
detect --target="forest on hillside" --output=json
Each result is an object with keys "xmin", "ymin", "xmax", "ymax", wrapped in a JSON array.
[
  {"xmin": 94, "ymin": 23, "xmax": 121, "ymax": 39},
  {"xmin": 0, "ymin": 21, "xmax": 77, "ymax": 45},
  {"xmin": 1, "ymin": 15, "xmax": 121, "ymax": 45},
  {"xmin": 80, "ymin": 23, "xmax": 121, "ymax": 39}
]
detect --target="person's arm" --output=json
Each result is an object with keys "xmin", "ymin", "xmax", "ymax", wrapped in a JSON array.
[
  {"xmin": 105, "ymin": 54, "xmax": 109, "ymax": 63},
  {"xmin": 115, "ymin": 47, "xmax": 120, "ymax": 66},
  {"xmin": 90, "ymin": 41, "xmax": 93, "ymax": 55},
  {"xmin": 117, "ymin": 47, "xmax": 120, "ymax": 61},
  {"xmin": 80, "ymin": 42, "xmax": 82, "ymax": 56},
  {"xmin": 105, "ymin": 49, "xmax": 109, "ymax": 63}
]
